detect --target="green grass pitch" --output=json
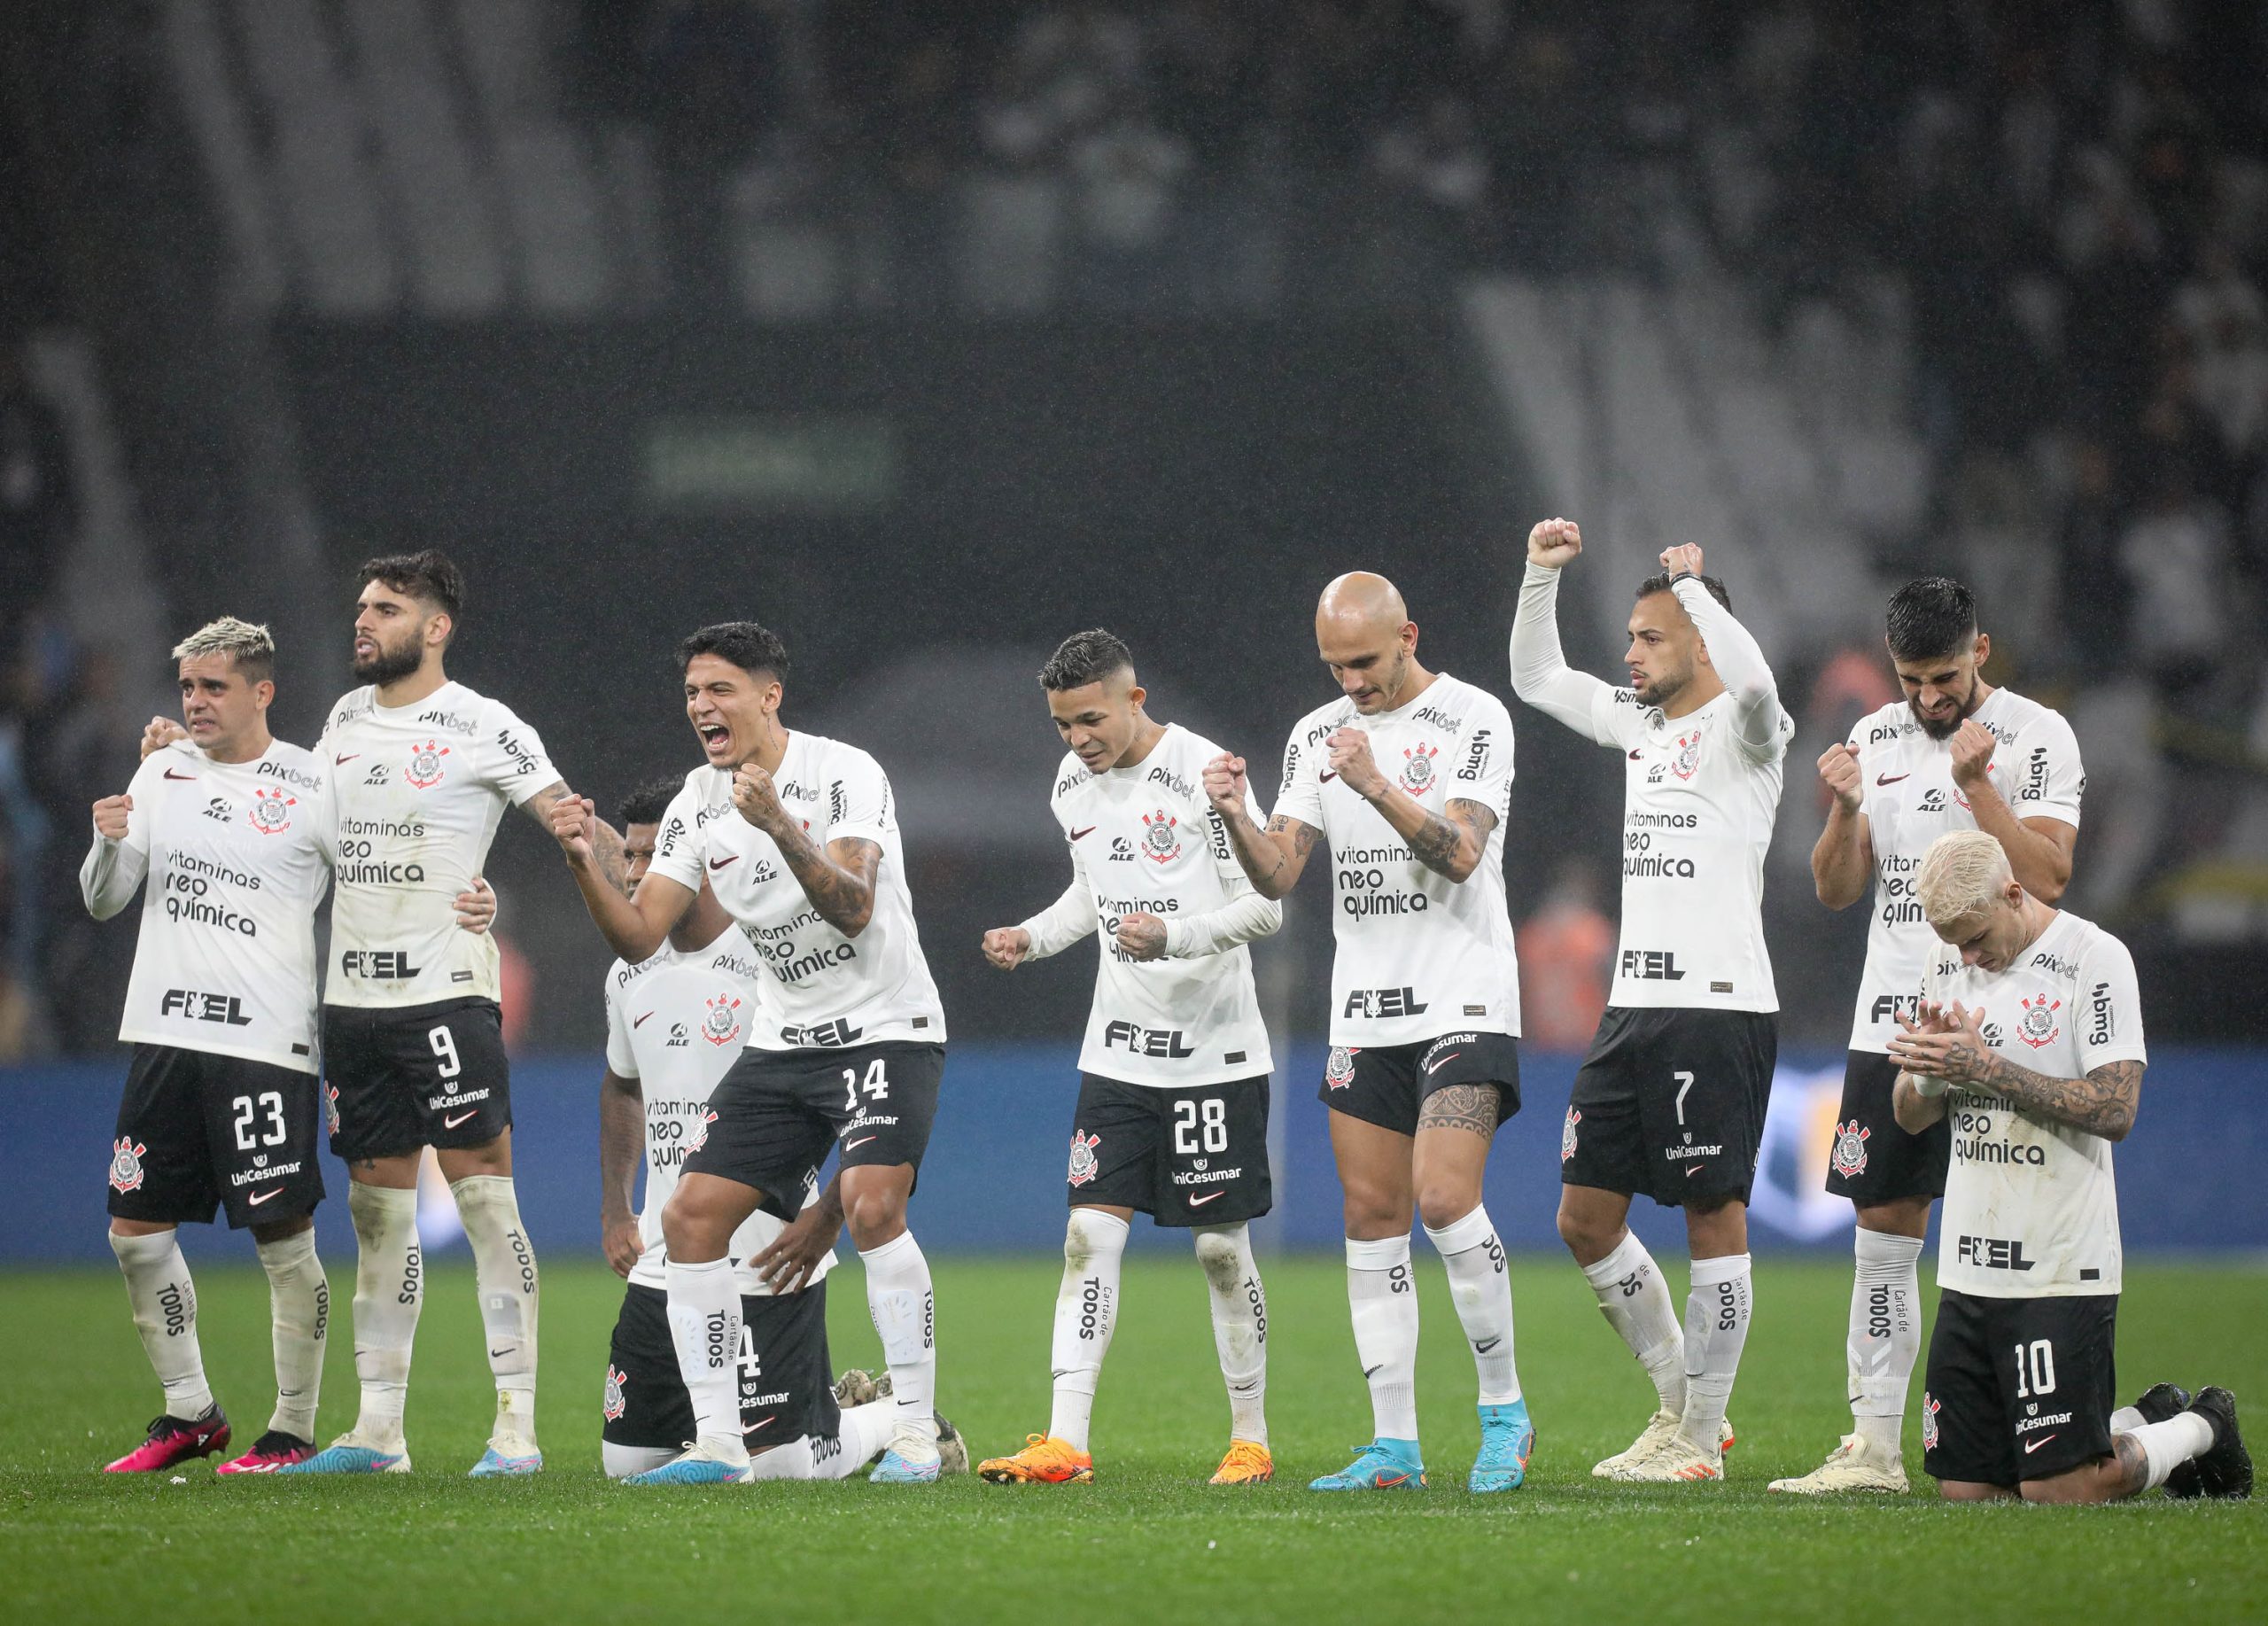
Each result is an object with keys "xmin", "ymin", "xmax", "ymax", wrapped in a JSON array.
[{"xmin": 4, "ymin": 1253, "xmax": 2261, "ymax": 1622}]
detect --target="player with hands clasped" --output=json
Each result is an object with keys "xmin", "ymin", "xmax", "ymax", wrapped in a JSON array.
[
  {"xmin": 592, "ymin": 782, "xmax": 921, "ymax": 1482},
  {"xmin": 1511, "ymin": 521, "xmax": 1790, "ymax": 1483},
  {"xmin": 553, "ymin": 621, "xmax": 951, "ymax": 1486},
  {"xmin": 1209, "ymin": 573, "xmax": 1533, "ymax": 1495},
  {"xmin": 1775, "ymin": 578, "xmax": 2087, "ymax": 1495},
  {"xmin": 975, "ymin": 632, "xmax": 1282, "ymax": 1489},
  {"xmin": 1885, "ymin": 830, "xmax": 2248, "ymax": 1505}
]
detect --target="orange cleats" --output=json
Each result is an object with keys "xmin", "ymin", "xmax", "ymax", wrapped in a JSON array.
[
  {"xmin": 1208, "ymin": 1441, "xmax": 1274, "ymax": 1486},
  {"xmin": 977, "ymin": 1434, "xmax": 1095, "ymax": 1485}
]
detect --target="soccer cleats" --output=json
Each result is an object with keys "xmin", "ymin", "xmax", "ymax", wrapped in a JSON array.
[
  {"xmin": 216, "ymin": 1430, "xmax": 315, "ymax": 1475},
  {"xmin": 871, "ymin": 1420, "xmax": 945, "ymax": 1484},
  {"xmin": 977, "ymin": 1433, "xmax": 1093, "ymax": 1485},
  {"xmin": 1620, "ymin": 1433, "xmax": 1723, "ymax": 1482},
  {"xmin": 105, "ymin": 1406, "xmax": 230, "ymax": 1473},
  {"xmin": 1767, "ymin": 1432, "xmax": 1908, "ymax": 1495},
  {"xmin": 934, "ymin": 1413, "xmax": 970, "ymax": 1476},
  {"xmin": 2189, "ymin": 1387, "xmax": 2252, "ymax": 1500},
  {"xmin": 1470, "ymin": 1400, "xmax": 1535, "ymax": 1493},
  {"xmin": 279, "ymin": 1430, "xmax": 411, "ymax": 1474},
  {"xmin": 468, "ymin": 1443, "xmax": 544, "ymax": 1478},
  {"xmin": 1595, "ymin": 1412, "xmax": 1735, "ymax": 1480},
  {"xmin": 1308, "ymin": 1438, "xmax": 1425, "ymax": 1491},
  {"xmin": 623, "ymin": 1443, "xmax": 754, "ymax": 1486},
  {"xmin": 1208, "ymin": 1440, "xmax": 1275, "ymax": 1486},
  {"xmin": 833, "ymin": 1368, "xmax": 883, "ymax": 1408},
  {"xmin": 2134, "ymin": 1382, "xmax": 2201, "ymax": 1498}
]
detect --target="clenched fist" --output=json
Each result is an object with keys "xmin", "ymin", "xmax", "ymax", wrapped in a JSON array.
[
  {"xmin": 1818, "ymin": 743, "xmax": 1863, "ymax": 812},
  {"xmin": 92, "ymin": 793, "xmax": 134, "ymax": 840},
  {"xmin": 1202, "ymin": 752, "xmax": 1249, "ymax": 822},
  {"xmin": 982, "ymin": 926, "xmax": 1031, "ymax": 969},
  {"xmin": 1325, "ymin": 727, "xmax": 1388, "ymax": 801},
  {"xmin": 732, "ymin": 761, "xmax": 785, "ymax": 831},
  {"xmin": 548, "ymin": 792, "xmax": 600, "ymax": 866},
  {"xmin": 1659, "ymin": 542, "xmax": 1705, "ymax": 579},
  {"xmin": 139, "ymin": 717, "xmax": 187, "ymax": 760},
  {"xmin": 1527, "ymin": 517, "xmax": 1583, "ymax": 569},
  {"xmin": 1949, "ymin": 719, "xmax": 1997, "ymax": 790}
]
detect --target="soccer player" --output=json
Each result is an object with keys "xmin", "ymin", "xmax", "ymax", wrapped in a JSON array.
[
  {"xmin": 1885, "ymin": 830, "xmax": 2249, "ymax": 1504},
  {"xmin": 1207, "ymin": 574, "xmax": 1533, "ymax": 1495},
  {"xmin": 82, "ymin": 618, "xmax": 489, "ymax": 1474},
  {"xmin": 1773, "ymin": 579, "xmax": 2086, "ymax": 1495},
  {"xmin": 974, "ymin": 631, "xmax": 1282, "ymax": 1488},
  {"xmin": 596, "ymin": 781, "xmax": 925, "ymax": 1481},
  {"xmin": 551, "ymin": 621, "xmax": 951, "ymax": 1485},
  {"xmin": 1510, "ymin": 521, "xmax": 1789, "ymax": 1483},
  {"xmin": 288, "ymin": 550, "xmax": 609, "ymax": 1478}
]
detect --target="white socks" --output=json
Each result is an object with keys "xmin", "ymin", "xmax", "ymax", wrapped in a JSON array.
[
  {"xmin": 1195, "ymin": 1224, "xmax": 1270, "ymax": 1446},
  {"xmin": 827, "ymin": 1399, "xmax": 898, "ymax": 1476},
  {"xmin": 1848, "ymin": 1228, "xmax": 1924, "ymax": 1453},
  {"xmin": 1680, "ymin": 1252, "xmax": 1753, "ymax": 1451},
  {"xmin": 451, "ymin": 1175, "xmax": 540, "ymax": 1447},
  {"xmin": 2131, "ymin": 1412, "xmax": 2216, "ymax": 1490},
  {"xmin": 861, "ymin": 1230, "xmax": 939, "ymax": 1446},
  {"xmin": 1047, "ymin": 1210, "xmax": 1127, "ymax": 1451},
  {"xmin": 603, "ymin": 1401, "xmax": 897, "ymax": 1482},
  {"xmin": 255, "ymin": 1229, "xmax": 329, "ymax": 1439},
  {"xmin": 1425, "ymin": 1205, "xmax": 1521, "ymax": 1405},
  {"xmin": 1346, "ymin": 1234, "xmax": 1420, "ymax": 1443},
  {"xmin": 111, "ymin": 1230, "xmax": 214, "ymax": 1420},
  {"xmin": 1581, "ymin": 1231, "xmax": 1685, "ymax": 1415},
  {"xmin": 348, "ymin": 1182, "xmax": 421, "ymax": 1445},
  {"xmin": 665, "ymin": 1257, "xmax": 746, "ymax": 1461}
]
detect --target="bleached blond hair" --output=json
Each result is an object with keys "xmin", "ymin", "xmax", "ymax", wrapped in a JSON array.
[
  {"xmin": 1916, "ymin": 829, "xmax": 2013, "ymax": 928},
  {"xmin": 172, "ymin": 617, "xmax": 276, "ymax": 678}
]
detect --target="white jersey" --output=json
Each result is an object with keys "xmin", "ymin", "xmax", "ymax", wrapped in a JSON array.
[
  {"xmin": 1845, "ymin": 689, "xmax": 2085, "ymax": 1051},
  {"xmin": 1510, "ymin": 567, "xmax": 1790, "ymax": 1012},
  {"xmin": 647, "ymin": 731, "xmax": 946, "ymax": 1052},
  {"xmin": 1029, "ymin": 724, "xmax": 1276, "ymax": 1086},
  {"xmin": 1273, "ymin": 673, "xmax": 1522, "ymax": 1046},
  {"xmin": 79, "ymin": 738, "xmax": 334, "ymax": 1073},
  {"xmin": 603, "ymin": 937, "xmax": 835, "ymax": 1297},
  {"xmin": 320, "ymin": 680, "xmax": 556, "ymax": 1009},
  {"xmin": 1927, "ymin": 911, "xmax": 2143, "ymax": 1299}
]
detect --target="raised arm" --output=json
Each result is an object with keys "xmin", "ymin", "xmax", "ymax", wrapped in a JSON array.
[
  {"xmin": 1946, "ymin": 721, "xmax": 2078, "ymax": 905},
  {"xmin": 1203, "ymin": 751, "xmax": 1317, "ymax": 901},
  {"xmin": 524, "ymin": 780, "xmax": 626, "ymax": 891},
  {"xmin": 81, "ymin": 782, "xmax": 151, "ymax": 920},
  {"xmin": 1812, "ymin": 743, "xmax": 1875, "ymax": 909},
  {"xmin": 1662, "ymin": 546, "xmax": 1785, "ymax": 756},
  {"xmin": 550, "ymin": 793, "xmax": 694, "ymax": 962},
  {"xmin": 1324, "ymin": 725, "xmax": 1495, "ymax": 883},
  {"xmin": 1510, "ymin": 520, "xmax": 1620, "ymax": 741}
]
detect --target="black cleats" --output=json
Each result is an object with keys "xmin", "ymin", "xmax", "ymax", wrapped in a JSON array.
[
  {"xmin": 2188, "ymin": 1388, "xmax": 2251, "ymax": 1501},
  {"xmin": 2134, "ymin": 1383, "xmax": 2202, "ymax": 1498}
]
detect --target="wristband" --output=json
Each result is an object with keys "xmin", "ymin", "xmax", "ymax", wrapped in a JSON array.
[{"xmin": 1911, "ymin": 1073, "xmax": 1948, "ymax": 1099}]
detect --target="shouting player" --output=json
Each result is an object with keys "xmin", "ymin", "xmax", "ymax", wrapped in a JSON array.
[
  {"xmin": 1887, "ymin": 831, "xmax": 2249, "ymax": 1504},
  {"xmin": 596, "ymin": 781, "xmax": 920, "ymax": 1481},
  {"xmin": 975, "ymin": 631, "xmax": 1282, "ymax": 1488},
  {"xmin": 1208, "ymin": 574, "xmax": 1533, "ymax": 1495},
  {"xmin": 1510, "ymin": 522, "xmax": 1789, "ymax": 1483},
  {"xmin": 290, "ymin": 551, "xmax": 609, "ymax": 1478},
  {"xmin": 553, "ymin": 621, "xmax": 951, "ymax": 1486},
  {"xmin": 1773, "ymin": 579, "xmax": 2086, "ymax": 1495},
  {"xmin": 83, "ymin": 619, "xmax": 488, "ymax": 1475}
]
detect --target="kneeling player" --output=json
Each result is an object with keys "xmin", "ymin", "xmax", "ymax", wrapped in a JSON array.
[
  {"xmin": 596, "ymin": 785, "xmax": 922, "ymax": 1480},
  {"xmin": 975, "ymin": 633, "xmax": 1281, "ymax": 1487},
  {"xmin": 1887, "ymin": 831, "xmax": 2249, "ymax": 1504}
]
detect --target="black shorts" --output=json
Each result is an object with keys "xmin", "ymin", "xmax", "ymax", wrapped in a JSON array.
[
  {"xmin": 602, "ymin": 1280, "xmax": 840, "ymax": 1451},
  {"xmin": 1922, "ymin": 1289, "xmax": 2117, "ymax": 1487},
  {"xmin": 107, "ymin": 1044, "xmax": 326, "ymax": 1229},
  {"xmin": 323, "ymin": 999, "xmax": 511, "ymax": 1162},
  {"xmin": 1067, "ymin": 1073, "xmax": 1272, "ymax": 1226},
  {"xmin": 684, "ymin": 1040, "xmax": 943, "ymax": 1223},
  {"xmin": 1317, "ymin": 1031, "xmax": 1522, "ymax": 1137},
  {"xmin": 1824, "ymin": 1050, "xmax": 1950, "ymax": 1205},
  {"xmin": 1560, "ymin": 1006, "xmax": 1776, "ymax": 1207}
]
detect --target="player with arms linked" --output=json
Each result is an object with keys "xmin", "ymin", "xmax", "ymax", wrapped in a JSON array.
[
  {"xmin": 553, "ymin": 621, "xmax": 951, "ymax": 1486},
  {"xmin": 1511, "ymin": 520, "xmax": 1790, "ymax": 1483},
  {"xmin": 1887, "ymin": 830, "xmax": 2248, "ymax": 1505},
  {"xmin": 975, "ymin": 631, "xmax": 1282, "ymax": 1488},
  {"xmin": 1775, "ymin": 578, "xmax": 2086, "ymax": 1495},
  {"xmin": 1208, "ymin": 573, "xmax": 1534, "ymax": 1495}
]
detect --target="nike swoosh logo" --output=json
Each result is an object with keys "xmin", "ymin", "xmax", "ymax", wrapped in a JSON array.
[
  {"xmin": 490, "ymin": 1347, "xmax": 513, "ymax": 1358},
  {"xmin": 708, "ymin": 856, "xmax": 740, "ymax": 871},
  {"xmin": 845, "ymin": 1135, "xmax": 877, "ymax": 1150},
  {"xmin": 246, "ymin": 1187, "xmax": 286, "ymax": 1206},
  {"xmin": 633, "ymin": 1011, "xmax": 655, "ymax": 1028},
  {"xmin": 1474, "ymin": 1336, "xmax": 1500, "ymax": 1353},
  {"xmin": 1376, "ymin": 1472, "xmax": 1410, "ymax": 1488},
  {"xmin": 1425, "ymin": 1051, "xmax": 1461, "ymax": 1074},
  {"xmin": 1876, "ymin": 773, "xmax": 1909, "ymax": 785},
  {"xmin": 2023, "ymin": 1435, "xmax": 2057, "ymax": 1454},
  {"xmin": 334, "ymin": 754, "xmax": 360, "ymax": 766},
  {"xmin": 742, "ymin": 1416, "xmax": 776, "ymax": 1435},
  {"xmin": 1686, "ymin": 1164, "xmax": 1706, "ymax": 1177},
  {"xmin": 1069, "ymin": 826, "xmax": 1097, "ymax": 840},
  {"xmin": 164, "ymin": 768, "xmax": 195, "ymax": 781},
  {"xmin": 1320, "ymin": 771, "xmax": 1338, "ymax": 783},
  {"xmin": 1188, "ymin": 1191, "xmax": 1224, "ymax": 1207},
  {"xmin": 445, "ymin": 1109, "xmax": 478, "ymax": 1129},
  {"xmin": 1363, "ymin": 1365, "xmax": 1383, "ymax": 1379}
]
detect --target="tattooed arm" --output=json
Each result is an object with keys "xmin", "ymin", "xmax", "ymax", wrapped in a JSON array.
[
  {"xmin": 527, "ymin": 781, "xmax": 626, "ymax": 890},
  {"xmin": 1886, "ymin": 1001, "xmax": 2144, "ymax": 1141},
  {"xmin": 1323, "ymin": 726, "xmax": 1495, "ymax": 883},
  {"xmin": 1201, "ymin": 751, "xmax": 1319, "ymax": 899},
  {"xmin": 772, "ymin": 824, "xmax": 882, "ymax": 938}
]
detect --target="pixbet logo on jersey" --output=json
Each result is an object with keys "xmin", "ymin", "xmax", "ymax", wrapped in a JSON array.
[
  {"xmin": 1343, "ymin": 986, "xmax": 1429, "ymax": 1019},
  {"xmin": 160, "ymin": 988, "xmax": 252, "ymax": 1025},
  {"xmin": 405, "ymin": 741, "xmax": 450, "ymax": 790}
]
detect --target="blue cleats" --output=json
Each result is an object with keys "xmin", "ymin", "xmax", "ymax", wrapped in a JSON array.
[
  {"xmin": 468, "ymin": 1444, "xmax": 543, "ymax": 1478},
  {"xmin": 1470, "ymin": 1400, "xmax": 1535, "ymax": 1492},
  {"xmin": 1308, "ymin": 1438, "xmax": 1426, "ymax": 1491},
  {"xmin": 870, "ymin": 1446, "xmax": 943, "ymax": 1484},
  {"xmin": 623, "ymin": 1444, "xmax": 753, "ymax": 1485},
  {"xmin": 278, "ymin": 1435, "xmax": 409, "ymax": 1475}
]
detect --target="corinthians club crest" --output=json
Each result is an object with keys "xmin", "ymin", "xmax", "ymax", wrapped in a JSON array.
[
  {"xmin": 1068, "ymin": 1130, "xmax": 1101, "ymax": 1186},
  {"xmin": 110, "ymin": 1136, "xmax": 149, "ymax": 1194},
  {"xmin": 1561, "ymin": 1107, "xmax": 1581, "ymax": 1163},
  {"xmin": 1400, "ymin": 742, "xmax": 1439, "ymax": 793},
  {"xmin": 1671, "ymin": 729, "xmax": 1702, "ymax": 781},
  {"xmin": 405, "ymin": 739, "xmax": 450, "ymax": 790},
  {"xmin": 2017, "ymin": 994, "xmax": 2062, "ymax": 1049},
  {"xmin": 1139, "ymin": 809, "xmax": 1181, "ymax": 863},
  {"xmin": 248, "ymin": 786, "xmax": 296, "ymax": 835},
  {"xmin": 602, "ymin": 1364, "xmax": 627, "ymax": 1422},
  {"xmin": 1829, "ymin": 1118, "xmax": 1871, "ymax": 1179},
  {"xmin": 1324, "ymin": 1046, "xmax": 1356, "ymax": 1090},
  {"xmin": 701, "ymin": 992, "xmax": 744, "ymax": 1046},
  {"xmin": 1922, "ymin": 1393, "xmax": 1941, "ymax": 1452}
]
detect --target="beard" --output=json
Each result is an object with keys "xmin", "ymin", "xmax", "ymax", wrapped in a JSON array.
[
  {"xmin": 353, "ymin": 635, "xmax": 424, "ymax": 686},
  {"xmin": 1910, "ymin": 681, "xmax": 1979, "ymax": 740},
  {"xmin": 1635, "ymin": 665, "xmax": 1690, "ymax": 709}
]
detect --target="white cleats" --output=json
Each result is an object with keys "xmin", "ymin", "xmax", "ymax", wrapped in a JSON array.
[
  {"xmin": 1619, "ymin": 1432, "xmax": 1723, "ymax": 1482},
  {"xmin": 1767, "ymin": 1433, "xmax": 1909, "ymax": 1495},
  {"xmin": 1595, "ymin": 1412, "xmax": 1734, "ymax": 1480}
]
